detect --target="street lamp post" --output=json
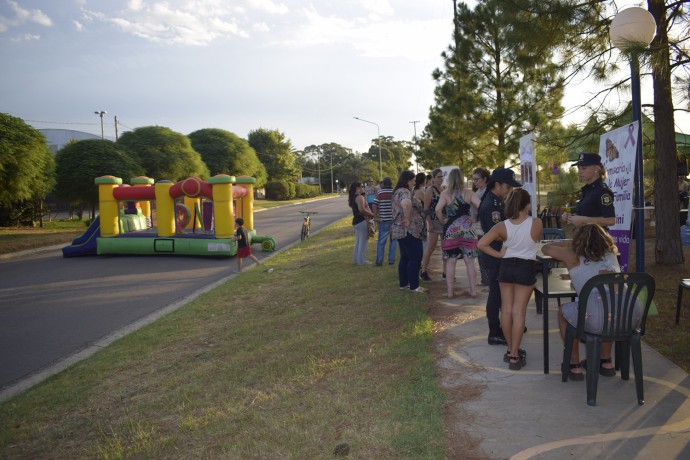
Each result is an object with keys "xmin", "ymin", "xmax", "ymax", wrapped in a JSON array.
[
  {"xmin": 353, "ymin": 116, "xmax": 382, "ymax": 181},
  {"xmin": 94, "ymin": 110, "xmax": 107, "ymax": 139},
  {"xmin": 410, "ymin": 120, "xmax": 420, "ymax": 173},
  {"xmin": 610, "ymin": 7, "xmax": 656, "ymax": 273}
]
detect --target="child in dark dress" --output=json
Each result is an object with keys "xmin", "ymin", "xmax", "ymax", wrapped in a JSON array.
[{"xmin": 235, "ymin": 217, "xmax": 261, "ymax": 272}]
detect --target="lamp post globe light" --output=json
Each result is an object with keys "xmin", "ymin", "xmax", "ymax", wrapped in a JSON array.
[
  {"xmin": 353, "ymin": 116, "xmax": 382, "ymax": 181},
  {"xmin": 609, "ymin": 7, "xmax": 656, "ymax": 273},
  {"xmin": 94, "ymin": 110, "xmax": 107, "ymax": 139}
]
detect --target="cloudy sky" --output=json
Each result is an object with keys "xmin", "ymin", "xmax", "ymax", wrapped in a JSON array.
[
  {"xmin": 0, "ymin": 0, "xmax": 463, "ymax": 153},
  {"xmin": 1, "ymin": 0, "xmax": 685, "ymax": 156}
]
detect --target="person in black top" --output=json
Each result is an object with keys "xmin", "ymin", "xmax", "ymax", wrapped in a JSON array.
[
  {"xmin": 561, "ymin": 153, "xmax": 615, "ymax": 229},
  {"xmin": 235, "ymin": 217, "xmax": 261, "ymax": 272},
  {"xmin": 478, "ymin": 167, "xmax": 522, "ymax": 345}
]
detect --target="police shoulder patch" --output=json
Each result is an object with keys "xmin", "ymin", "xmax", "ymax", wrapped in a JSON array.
[
  {"xmin": 491, "ymin": 211, "xmax": 501, "ymax": 223},
  {"xmin": 601, "ymin": 194, "xmax": 613, "ymax": 206}
]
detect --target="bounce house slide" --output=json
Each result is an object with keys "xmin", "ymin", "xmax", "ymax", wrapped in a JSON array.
[{"xmin": 62, "ymin": 216, "xmax": 100, "ymax": 257}]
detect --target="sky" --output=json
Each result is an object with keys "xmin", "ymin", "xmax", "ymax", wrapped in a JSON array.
[
  {"xmin": 0, "ymin": 0, "xmax": 686, "ymax": 156},
  {"xmin": 0, "ymin": 0, "xmax": 462, "ymax": 154}
]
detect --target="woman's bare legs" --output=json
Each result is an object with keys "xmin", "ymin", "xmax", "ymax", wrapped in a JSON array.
[
  {"xmin": 509, "ymin": 284, "xmax": 534, "ymax": 358},
  {"xmin": 499, "ymin": 282, "xmax": 514, "ymax": 351},
  {"xmin": 463, "ymin": 256, "xmax": 478, "ymax": 296},
  {"xmin": 445, "ymin": 257, "xmax": 458, "ymax": 298},
  {"xmin": 559, "ymin": 308, "xmax": 612, "ymax": 374}
]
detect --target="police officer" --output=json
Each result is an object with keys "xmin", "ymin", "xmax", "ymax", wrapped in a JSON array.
[
  {"xmin": 562, "ymin": 153, "xmax": 615, "ymax": 229},
  {"xmin": 479, "ymin": 167, "xmax": 522, "ymax": 345}
]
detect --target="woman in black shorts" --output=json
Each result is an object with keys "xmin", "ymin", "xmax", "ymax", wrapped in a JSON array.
[{"xmin": 478, "ymin": 188, "xmax": 542, "ymax": 370}]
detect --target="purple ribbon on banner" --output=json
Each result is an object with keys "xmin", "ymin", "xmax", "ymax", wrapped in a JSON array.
[{"xmin": 624, "ymin": 123, "xmax": 636, "ymax": 148}]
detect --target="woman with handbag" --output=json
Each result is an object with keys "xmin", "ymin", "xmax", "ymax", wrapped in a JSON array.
[
  {"xmin": 435, "ymin": 168, "xmax": 481, "ymax": 298},
  {"xmin": 348, "ymin": 181, "xmax": 375, "ymax": 265}
]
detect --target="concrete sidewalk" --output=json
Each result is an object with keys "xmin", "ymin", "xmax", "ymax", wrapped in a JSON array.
[{"xmin": 426, "ymin": 253, "xmax": 690, "ymax": 459}]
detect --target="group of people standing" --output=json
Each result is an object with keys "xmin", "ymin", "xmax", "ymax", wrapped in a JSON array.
[{"xmin": 348, "ymin": 151, "xmax": 622, "ymax": 375}]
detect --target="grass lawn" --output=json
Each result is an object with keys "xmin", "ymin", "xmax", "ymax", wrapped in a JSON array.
[
  {"xmin": 0, "ymin": 219, "xmax": 447, "ymax": 459},
  {"xmin": 1, "ymin": 206, "xmax": 689, "ymax": 457}
]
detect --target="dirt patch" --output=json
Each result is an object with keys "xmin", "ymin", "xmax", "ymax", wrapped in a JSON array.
[{"xmin": 428, "ymin": 276, "xmax": 493, "ymax": 460}]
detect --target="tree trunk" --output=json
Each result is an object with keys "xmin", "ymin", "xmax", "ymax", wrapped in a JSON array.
[{"xmin": 648, "ymin": 0, "xmax": 684, "ymax": 265}]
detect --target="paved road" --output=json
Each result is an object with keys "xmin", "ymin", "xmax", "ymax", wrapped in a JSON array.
[{"xmin": 0, "ymin": 195, "xmax": 349, "ymax": 395}]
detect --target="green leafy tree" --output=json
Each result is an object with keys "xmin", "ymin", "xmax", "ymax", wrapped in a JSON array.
[
  {"xmin": 361, "ymin": 136, "xmax": 413, "ymax": 178},
  {"xmin": 248, "ymin": 128, "xmax": 299, "ymax": 181},
  {"xmin": 425, "ymin": 0, "xmax": 567, "ymax": 171},
  {"xmin": 55, "ymin": 139, "xmax": 144, "ymax": 217},
  {"xmin": 188, "ymin": 128, "xmax": 267, "ymax": 188},
  {"xmin": 647, "ymin": 0, "xmax": 688, "ymax": 264},
  {"xmin": 0, "ymin": 113, "xmax": 55, "ymax": 207},
  {"xmin": 510, "ymin": 0, "xmax": 688, "ymax": 264},
  {"xmin": 300, "ymin": 143, "xmax": 354, "ymax": 192},
  {"xmin": 0, "ymin": 113, "xmax": 55, "ymax": 225},
  {"xmin": 117, "ymin": 126, "xmax": 209, "ymax": 181}
]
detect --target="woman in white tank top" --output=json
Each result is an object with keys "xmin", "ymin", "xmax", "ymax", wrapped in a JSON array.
[{"xmin": 477, "ymin": 189, "xmax": 542, "ymax": 370}]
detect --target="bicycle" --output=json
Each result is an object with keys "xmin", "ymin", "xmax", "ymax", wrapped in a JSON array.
[{"xmin": 300, "ymin": 211, "xmax": 318, "ymax": 241}]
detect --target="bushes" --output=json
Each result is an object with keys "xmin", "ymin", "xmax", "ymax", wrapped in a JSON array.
[{"xmin": 264, "ymin": 181, "xmax": 320, "ymax": 200}]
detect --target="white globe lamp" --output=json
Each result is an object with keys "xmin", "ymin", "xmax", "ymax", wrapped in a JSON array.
[{"xmin": 610, "ymin": 7, "xmax": 656, "ymax": 50}]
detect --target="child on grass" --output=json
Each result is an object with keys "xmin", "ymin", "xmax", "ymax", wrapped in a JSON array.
[{"xmin": 235, "ymin": 217, "xmax": 261, "ymax": 272}]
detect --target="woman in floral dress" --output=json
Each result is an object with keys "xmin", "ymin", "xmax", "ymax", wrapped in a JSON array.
[{"xmin": 435, "ymin": 168, "xmax": 481, "ymax": 298}]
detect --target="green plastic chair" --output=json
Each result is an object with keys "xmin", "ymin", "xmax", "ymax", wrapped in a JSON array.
[{"xmin": 561, "ymin": 272, "xmax": 655, "ymax": 406}]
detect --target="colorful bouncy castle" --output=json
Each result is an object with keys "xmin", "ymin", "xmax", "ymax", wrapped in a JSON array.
[{"xmin": 62, "ymin": 174, "xmax": 276, "ymax": 257}]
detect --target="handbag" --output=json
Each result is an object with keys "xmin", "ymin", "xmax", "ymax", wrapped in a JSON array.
[{"xmin": 367, "ymin": 219, "xmax": 377, "ymax": 238}]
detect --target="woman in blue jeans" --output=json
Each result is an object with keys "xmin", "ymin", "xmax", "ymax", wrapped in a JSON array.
[
  {"xmin": 348, "ymin": 181, "xmax": 375, "ymax": 265},
  {"xmin": 391, "ymin": 170, "xmax": 427, "ymax": 293}
]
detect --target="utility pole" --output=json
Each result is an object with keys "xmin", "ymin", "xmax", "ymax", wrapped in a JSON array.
[
  {"xmin": 114, "ymin": 115, "xmax": 119, "ymax": 141},
  {"xmin": 410, "ymin": 120, "xmax": 420, "ymax": 173}
]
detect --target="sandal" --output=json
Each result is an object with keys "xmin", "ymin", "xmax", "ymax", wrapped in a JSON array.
[
  {"xmin": 567, "ymin": 363, "xmax": 584, "ymax": 381},
  {"xmin": 580, "ymin": 358, "xmax": 616, "ymax": 378},
  {"xmin": 503, "ymin": 348, "xmax": 526, "ymax": 363},
  {"xmin": 508, "ymin": 354, "xmax": 526, "ymax": 370}
]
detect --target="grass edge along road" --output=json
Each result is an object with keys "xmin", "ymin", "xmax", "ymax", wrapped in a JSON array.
[{"xmin": 0, "ymin": 219, "xmax": 448, "ymax": 459}]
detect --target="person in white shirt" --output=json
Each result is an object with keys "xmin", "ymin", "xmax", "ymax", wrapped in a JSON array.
[{"xmin": 478, "ymin": 188, "xmax": 542, "ymax": 370}]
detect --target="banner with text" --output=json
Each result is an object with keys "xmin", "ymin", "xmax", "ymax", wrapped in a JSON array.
[
  {"xmin": 599, "ymin": 122, "xmax": 638, "ymax": 272},
  {"xmin": 519, "ymin": 133, "xmax": 537, "ymax": 215}
]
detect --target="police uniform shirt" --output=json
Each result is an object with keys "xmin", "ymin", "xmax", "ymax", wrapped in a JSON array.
[
  {"xmin": 479, "ymin": 190, "xmax": 505, "ymax": 251},
  {"xmin": 573, "ymin": 178, "xmax": 615, "ymax": 220}
]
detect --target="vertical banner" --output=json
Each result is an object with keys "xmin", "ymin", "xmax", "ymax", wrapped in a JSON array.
[
  {"xmin": 519, "ymin": 133, "xmax": 537, "ymax": 215},
  {"xmin": 439, "ymin": 165, "xmax": 459, "ymax": 188},
  {"xmin": 599, "ymin": 122, "xmax": 638, "ymax": 272}
]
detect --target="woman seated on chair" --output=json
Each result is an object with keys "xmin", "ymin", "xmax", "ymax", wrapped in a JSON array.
[{"xmin": 541, "ymin": 224, "xmax": 622, "ymax": 381}]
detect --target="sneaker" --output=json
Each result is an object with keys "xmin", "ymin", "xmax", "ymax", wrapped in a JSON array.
[
  {"xmin": 410, "ymin": 286, "xmax": 428, "ymax": 293},
  {"xmin": 375, "ymin": 262, "xmax": 383, "ymax": 266},
  {"xmin": 488, "ymin": 335, "xmax": 507, "ymax": 346},
  {"xmin": 420, "ymin": 271, "xmax": 431, "ymax": 281},
  {"xmin": 388, "ymin": 261, "xmax": 395, "ymax": 265},
  {"xmin": 399, "ymin": 285, "xmax": 409, "ymax": 290}
]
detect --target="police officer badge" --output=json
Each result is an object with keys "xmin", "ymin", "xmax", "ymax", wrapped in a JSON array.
[{"xmin": 601, "ymin": 194, "xmax": 612, "ymax": 206}]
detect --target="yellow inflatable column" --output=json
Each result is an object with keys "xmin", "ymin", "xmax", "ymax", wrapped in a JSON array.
[
  {"xmin": 156, "ymin": 181, "xmax": 175, "ymax": 237},
  {"xmin": 236, "ymin": 177, "xmax": 256, "ymax": 230},
  {"xmin": 95, "ymin": 176, "xmax": 122, "ymax": 237},
  {"xmin": 131, "ymin": 176, "xmax": 154, "ymax": 227},
  {"xmin": 209, "ymin": 175, "xmax": 235, "ymax": 238}
]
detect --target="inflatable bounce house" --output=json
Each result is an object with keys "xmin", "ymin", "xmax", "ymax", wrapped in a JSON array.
[{"xmin": 62, "ymin": 174, "xmax": 276, "ymax": 257}]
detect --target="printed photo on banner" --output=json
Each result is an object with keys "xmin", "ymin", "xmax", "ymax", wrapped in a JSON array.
[{"xmin": 598, "ymin": 121, "xmax": 638, "ymax": 272}]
